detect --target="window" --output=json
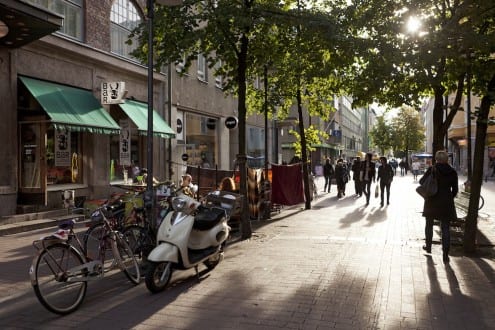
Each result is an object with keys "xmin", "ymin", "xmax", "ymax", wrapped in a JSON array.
[
  {"xmin": 110, "ymin": 0, "xmax": 142, "ymax": 60},
  {"xmin": 183, "ymin": 113, "xmax": 217, "ymax": 167},
  {"xmin": 46, "ymin": 127, "xmax": 82, "ymax": 184},
  {"xmin": 175, "ymin": 55, "xmax": 187, "ymax": 74},
  {"xmin": 214, "ymin": 60, "xmax": 225, "ymax": 89},
  {"xmin": 197, "ymin": 54, "xmax": 208, "ymax": 82},
  {"xmin": 26, "ymin": 0, "xmax": 83, "ymax": 40}
]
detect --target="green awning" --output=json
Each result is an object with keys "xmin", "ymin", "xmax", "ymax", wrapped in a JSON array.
[
  {"xmin": 19, "ymin": 76, "xmax": 120, "ymax": 134},
  {"xmin": 119, "ymin": 100, "xmax": 175, "ymax": 139}
]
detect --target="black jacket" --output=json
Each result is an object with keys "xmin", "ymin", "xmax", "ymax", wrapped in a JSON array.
[
  {"xmin": 420, "ymin": 163, "xmax": 458, "ymax": 221},
  {"xmin": 323, "ymin": 163, "xmax": 334, "ymax": 177},
  {"xmin": 377, "ymin": 164, "xmax": 394, "ymax": 185}
]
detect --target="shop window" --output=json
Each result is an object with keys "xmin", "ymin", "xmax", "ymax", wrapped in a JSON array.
[
  {"xmin": 110, "ymin": 0, "xmax": 142, "ymax": 60},
  {"xmin": 184, "ymin": 113, "xmax": 217, "ymax": 168},
  {"xmin": 110, "ymin": 130, "xmax": 139, "ymax": 182},
  {"xmin": 46, "ymin": 126, "xmax": 82, "ymax": 185},
  {"xmin": 248, "ymin": 126, "xmax": 264, "ymax": 155},
  {"xmin": 26, "ymin": 0, "xmax": 83, "ymax": 40}
]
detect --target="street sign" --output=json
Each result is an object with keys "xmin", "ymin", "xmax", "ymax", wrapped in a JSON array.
[{"xmin": 225, "ymin": 116, "xmax": 238, "ymax": 129}]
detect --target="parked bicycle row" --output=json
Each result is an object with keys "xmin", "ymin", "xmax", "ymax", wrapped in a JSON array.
[{"xmin": 28, "ymin": 179, "xmax": 242, "ymax": 315}]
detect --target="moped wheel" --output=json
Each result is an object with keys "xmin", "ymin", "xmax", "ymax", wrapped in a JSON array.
[
  {"xmin": 145, "ymin": 262, "xmax": 172, "ymax": 293},
  {"xmin": 203, "ymin": 251, "xmax": 224, "ymax": 270},
  {"xmin": 31, "ymin": 243, "xmax": 87, "ymax": 315}
]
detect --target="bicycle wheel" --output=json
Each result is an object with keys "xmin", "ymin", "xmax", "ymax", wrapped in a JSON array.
[
  {"xmin": 31, "ymin": 243, "xmax": 87, "ymax": 315},
  {"xmin": 111, "ymin": 233, "xmax": 140, "ymax": 284},
  {"xmin": 83, "ymin": 222, "xmax": 114, "ymax": 268},
  {"xmin": 122, "ymin": 225, "xmax": 155, "ymax": 262}
]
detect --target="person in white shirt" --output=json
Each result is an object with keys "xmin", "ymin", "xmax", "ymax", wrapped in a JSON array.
[{"xmin": 412, "ymin": 159, "xmax": 421, "ymax": 181}]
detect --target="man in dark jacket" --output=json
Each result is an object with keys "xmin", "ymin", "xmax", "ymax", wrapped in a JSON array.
[
  {"xmin": 360, "ymin": 153, "xmax": 376, "ymax": 206},
  {"xmin": 420, "ymin": 150, "xmax": 458, "ymax": 263},
  {"xmin": 377, "ymin": 157, "xmax": 394, "ymax": 207},
  {"xmin": 323, "ymin": 158, "xmax": 334, "ymax": 193},
  {"xmin": 351, "ymin": 157, "xmax": 362, "ymax": 196},
  {"xmin": 334, "ymin": 159, "xmax": 348, "ymax": 198}
]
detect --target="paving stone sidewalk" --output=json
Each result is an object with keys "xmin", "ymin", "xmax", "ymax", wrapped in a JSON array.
[{"xmin": 1, "ymin": 174, "xmax": 494, "ymax": 329}]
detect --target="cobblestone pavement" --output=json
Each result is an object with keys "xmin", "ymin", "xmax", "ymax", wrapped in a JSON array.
[{"xmin": 1, "ymin": 174, "xmax": 495, "ymax": 330}]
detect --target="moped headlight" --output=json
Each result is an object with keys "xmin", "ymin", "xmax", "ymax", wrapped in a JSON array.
[{"xmin": 172, "ymin": 197, "xmax": 187, "ymax": 212}]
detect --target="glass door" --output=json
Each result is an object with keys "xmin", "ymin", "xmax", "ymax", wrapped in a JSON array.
[{"xmin": 19, "ymin": 122, "xmax": 47, "ymax": 204}]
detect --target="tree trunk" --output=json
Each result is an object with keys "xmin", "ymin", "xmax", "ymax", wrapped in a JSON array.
[
  {"xmin": 297, "ymin": 87, "xmax": 311, "ymax": 209},
  {"xmin": 238, "ymin": 33, "xmax": 252, "ymax": 240},
  {"xmin": 431, "ymin": 86, "xmax": 447, "ymax": 157},
  {"xmin": 463, "ymin": 73, "xmax": 495, "ymax": 252}
]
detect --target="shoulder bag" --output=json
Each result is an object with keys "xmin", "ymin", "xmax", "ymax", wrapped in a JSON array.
[{"xmin": 416, "ymin": 167, "xmax": 437, "ymax": 199}]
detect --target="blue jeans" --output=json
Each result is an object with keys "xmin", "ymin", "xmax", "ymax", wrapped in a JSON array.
[
  {"xmin": 362, "ymin": 181, "xmax": 371, "ymax": 203},
  {"xmin": 425, "ymin": 217, "xmax": 450, "ymax": 253}
]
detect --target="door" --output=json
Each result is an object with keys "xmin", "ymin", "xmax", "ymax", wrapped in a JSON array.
[{"xmin": 19, "ymin": 122, "xmax": 47, "ymax": 205}]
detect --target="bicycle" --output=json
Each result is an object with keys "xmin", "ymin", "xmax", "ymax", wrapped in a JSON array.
[
  {"xmin": 122, "ymin": 183, "xmax": 175, "ymax": 267},
  {"xmin": 29, "ymin": 205, "xmax": 140, "ymax": 315},
  {"xmin": 83, "ymin": 192, "xmax": 144, "ymax": 261}
]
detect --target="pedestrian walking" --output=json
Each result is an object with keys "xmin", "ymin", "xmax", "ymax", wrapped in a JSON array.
[
  {"xmin": 334, "ymin": 159, "xmax": 348, "ymax": 198},
  {"xmin": 420, "ymin": 150, "xmax": 458, "ymax": 263},
  {"xmin": 360, "ymin": 153, "xmax": 376, "ymax": 206},
  {"xmin": 389, "ymin": 158, "xmax": 398, "ymax": 175},
  {"xmin": 323, "ymin": 158, "xmax": 334, "ymax": 193},
  {"xmin": 399, "ymin": 159, "xmax": 406, "ymax": 176},
  {"xmin": 351, "ymin": 157, "xmax": 362, "ymax": 196},
  {"xmin": 412, "ymin": 159, "xmax": 420, "ymax": 181},
  {"xmin": 377, "ymin": 156, "xmax": 394, "ymax": 207}
]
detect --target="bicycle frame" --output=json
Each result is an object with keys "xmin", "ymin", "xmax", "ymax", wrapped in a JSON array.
[{"xmin": 32, "ymin": 209, "xmax": 122, "ymax": 283}]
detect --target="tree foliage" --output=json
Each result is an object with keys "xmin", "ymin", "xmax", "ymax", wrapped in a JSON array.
[
  {"xmin": 391, "ymin": 106, "xmax": 426, "ymax": 155},
  {"xmin": 369, "ymin": 116, "xmax": 393, "ymax": 156}
]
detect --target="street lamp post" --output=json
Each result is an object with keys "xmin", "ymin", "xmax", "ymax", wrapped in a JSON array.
[{"xmin": 145, "ymin": 0, "xmax": 182, "ymax": 225}]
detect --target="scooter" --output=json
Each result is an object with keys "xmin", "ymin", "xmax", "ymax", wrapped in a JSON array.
[{"xmin": 145, "ymin": 190, "xmax": 238, "ymax": 293}]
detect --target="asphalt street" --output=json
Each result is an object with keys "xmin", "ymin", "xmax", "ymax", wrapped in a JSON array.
[{"xmin": 1, "ymin": 173, "xmax": 495, "ymax": 330}]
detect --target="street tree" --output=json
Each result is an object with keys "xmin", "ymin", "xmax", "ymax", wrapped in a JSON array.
[
  {"xmin": 245, "ymin": 3, "xmax": 347, "ymax": 209},
  {"xmin": 369, "ymin": 115, "xmax": 393, "ymax": 156},
  {"xmin": 390, "ymin": 106, "xmax": 425, "ymax": 160}
]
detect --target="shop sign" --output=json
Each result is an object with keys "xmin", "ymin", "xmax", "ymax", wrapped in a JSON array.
[
  {"xmin": 55, "ymin": 129, "xmax": 71, "ymax": 166},
  {"xmin": 225, "ymin": 116, "xmax": 238, "ymax": 129},
  {"xmin": 120, "ymin": 119, "xmax": 131, "ymax": 166},
  {"xmin": 101, "ymin": 82, "xmax": 126, "ymax": 104}
]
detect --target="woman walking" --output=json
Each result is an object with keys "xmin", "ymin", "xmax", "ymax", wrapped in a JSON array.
[{"xmin": 420, "ymin": 150, "xmax": 458, "ymax": 263}]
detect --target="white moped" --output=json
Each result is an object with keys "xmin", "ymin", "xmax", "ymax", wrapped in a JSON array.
[{"xmin": 145, "ymin": 190, "xmax": 239, "ymax": 293}]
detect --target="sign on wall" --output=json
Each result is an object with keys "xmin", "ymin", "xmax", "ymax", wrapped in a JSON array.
[
  {"xmin": 120, "ymin": 119, "xmax": 131, "ymax": 166},
  {"xmin": 101, "ymin": 82, "xmax": 126, "ymax": 104},
  {"xmin": 55, "ymin": 129, "xmax": 71, "ymax": 166}
]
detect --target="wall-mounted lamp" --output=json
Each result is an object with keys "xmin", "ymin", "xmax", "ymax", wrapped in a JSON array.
[{"xmin": 0, "ymin": 20, "xmax": 9, "ymax": 38}]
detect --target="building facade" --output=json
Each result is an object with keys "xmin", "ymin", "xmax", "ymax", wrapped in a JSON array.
[{"xmin": 0, "ymin": 0, "xmax": 264, "ymax": 216}]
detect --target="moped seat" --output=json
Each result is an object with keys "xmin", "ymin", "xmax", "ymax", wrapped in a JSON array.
[{"xmin": 193, "ymin": 207, "xmax": 225, "ymax": 230}]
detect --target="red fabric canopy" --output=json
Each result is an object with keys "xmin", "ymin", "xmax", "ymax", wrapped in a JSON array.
[{"xmin": 271, "ymin": 163, "xmax": 304, "ymax": 206}]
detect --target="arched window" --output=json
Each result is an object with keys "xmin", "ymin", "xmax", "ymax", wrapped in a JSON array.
[{"xmin": 110, "ymin": 0, "xmax": 142, "ymax": 59}]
